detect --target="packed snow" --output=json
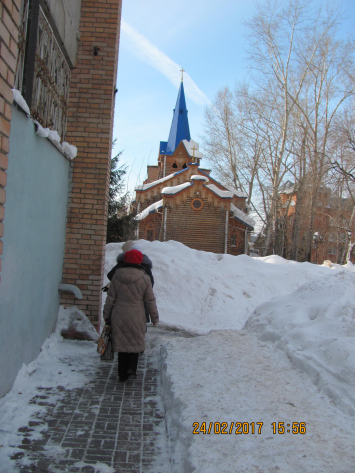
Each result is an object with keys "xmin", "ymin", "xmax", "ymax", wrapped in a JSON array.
[
  {"xmin": 1, "ymin": 240, "xmax": 355, "ymax": 472},
  {"xmin": 0, "ymin": 307, "xmax": 100, "ymax": 471}
]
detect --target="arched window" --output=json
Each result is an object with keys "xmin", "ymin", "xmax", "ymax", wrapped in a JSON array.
[
  {"xmin": 172, "ymin": 162, "xmax": 178, "ymax": 169},
  {"xmin": 182, "ymin": 163, "xmax": 187, "ymax": 169}
]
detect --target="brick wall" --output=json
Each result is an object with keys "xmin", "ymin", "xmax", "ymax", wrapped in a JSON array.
[
  {"xmin": 60, "ymin": 0, "xmax": 122, "ymax": 329},
  {"xmin": 0, "ymin": 0, "xmax": 20, "ymax": 281}
]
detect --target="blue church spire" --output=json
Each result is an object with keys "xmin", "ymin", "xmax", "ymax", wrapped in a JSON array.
[{"xmin": 166, "ymin": 80, "xmax": 191, "ymax": 154}]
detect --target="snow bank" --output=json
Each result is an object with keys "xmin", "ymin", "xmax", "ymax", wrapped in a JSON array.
[
  {"xmin": 103, "ymin": 241, "xmax": 342, "ymax": 334},
  {"xmin": 244, "ymin": 271, "xmax": 355, "ymax": 416}
]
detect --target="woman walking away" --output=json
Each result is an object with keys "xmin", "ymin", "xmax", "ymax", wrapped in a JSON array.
[{"xmin": 103, "ymin": 249, "xmax": 159, "ymax": 382}]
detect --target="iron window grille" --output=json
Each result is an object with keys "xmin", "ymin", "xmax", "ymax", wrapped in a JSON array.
[{"xmin": 15, "ymin": 0, "xmax": 71, "ymax": 142}]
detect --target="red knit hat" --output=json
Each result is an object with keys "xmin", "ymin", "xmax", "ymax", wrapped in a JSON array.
[{"xmin": 124, "ymin": 249, "xmax": 143, "ymax": 264}]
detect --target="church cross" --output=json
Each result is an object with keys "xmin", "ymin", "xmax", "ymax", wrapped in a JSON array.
[
  {"xmin": 180, "ymin": 67, "xmax": 185, "ymax": 81},
  {"xmin": 191, "ymin": 145, "xmax": 197, "ymax": 162}
]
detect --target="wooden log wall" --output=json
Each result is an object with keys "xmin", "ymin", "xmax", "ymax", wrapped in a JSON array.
[{"xmin": 165, "ymin": 196, "xmax": 226, "ymax": 253}]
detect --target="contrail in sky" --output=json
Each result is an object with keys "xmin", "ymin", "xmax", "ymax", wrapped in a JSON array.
[{"xmin": 121, "ymin": 20, "xmax": 210, "ymax": 107}]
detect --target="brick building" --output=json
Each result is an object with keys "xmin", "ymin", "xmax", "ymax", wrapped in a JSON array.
[
  {"xmin": 0, "ymin": 0, "xmax": 121, "ymax": 396},
  {"xmin": 133, "ymin": 80, "xmax": 254, "ymax": 255},
  {"xmin": 280, "ymin": 181, "xmax": 355, "ymax": 264}
]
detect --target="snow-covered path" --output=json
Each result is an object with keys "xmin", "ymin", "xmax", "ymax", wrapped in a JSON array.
[
  {"xmin": 161, "ymin": 330, "xmax": 355, "ymax": 473},
  {"xmin": 1, "ymin": 240, "xmax": 354, "ymax": 472}
]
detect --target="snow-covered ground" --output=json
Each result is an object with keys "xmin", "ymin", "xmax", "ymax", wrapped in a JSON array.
[{"xmin": 1, "ymin": 240, "xmax": 355, "ymax": 472}]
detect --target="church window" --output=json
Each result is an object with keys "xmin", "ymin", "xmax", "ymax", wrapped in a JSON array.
[
  {"xmin": 191, "ymin": 199, "xmax": 203, "ymax": 211},
  {"xmin": 172, "ymin": 162, "xmax": 178, "ymax": 168},
  {"xmin": 182, "ymin": 163, "xmax": 187, "ymax": 169},
  {"xmin": 231, "ymin": 233, "xmax": 237, "ymax": 247},
  {"xmin": 146, "ymin": 225, "xmax": 155, "ymax": 241}
]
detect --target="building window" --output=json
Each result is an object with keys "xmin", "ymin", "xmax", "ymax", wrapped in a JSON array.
[
  {"xmin": 328, "ymin": 247, "xmax": 336, "ymax": 255},
  {"xmin": 146, "ymin": 226, "xmax": 155, "ymax": 241},
  {"xmin": 15, "ymin": 2, "xmax": 71, "ymax": 141},
  {"xmin": 182, "ymin": 163, "xmax": 187, "ymax": 169},
  {"xmin": 191, "ymin": 198, "xmax": 203, "ymax": 211},
  {"xmin": 231, "ymin": 233, "xmax": 237, "ymax": 247},
  {"xmin": 172, "ymin": 162, "xmax": 178, "ymax": 168}
]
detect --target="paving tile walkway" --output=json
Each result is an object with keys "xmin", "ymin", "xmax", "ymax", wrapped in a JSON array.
[{"xmin": 12, "ymin": 330, "xmax": 171, "ymax": 473}]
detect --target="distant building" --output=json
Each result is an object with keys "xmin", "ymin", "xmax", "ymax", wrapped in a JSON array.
[
  {"xmin": 279, "ymin": 181, "xmax": 355, "ymax": 264},
  {"xmin": 133, "ymin": 80, "xmax": 254, "ymax": 255}
]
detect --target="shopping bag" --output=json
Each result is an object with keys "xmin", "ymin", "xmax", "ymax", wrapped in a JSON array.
[{"xmin": 97, "ymin": 324, "xmax": 114, "ymax": 360}]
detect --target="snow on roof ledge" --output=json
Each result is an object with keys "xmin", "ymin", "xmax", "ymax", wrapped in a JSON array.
[
  {"xmin": 191, "ymin": 175, "xmax": 209, "ymax": 182},
  {"xmin": 205, "ymin": 184, "xmax": 233, "ymax": 198},
  {"xmin": 183, "ymin": 139, "xmax": 203, "ymax": 158},
  {"xmin": 225, "ymin": 185, "xmax": 248, "ymax": 198},
  {"xmin": 162, "ymin": 182, "xmax": 192, "ymax": 195},
  {"xmin": 135, "ymin": 171, "xmax": 180, "ymax": 191},
  {"xmin": 230, "ymin": 203, "xmax": 255, "ymax": 228},
  {"xmin": 134, "ymin": 199, "xmax": 163, "ymax": 221}
]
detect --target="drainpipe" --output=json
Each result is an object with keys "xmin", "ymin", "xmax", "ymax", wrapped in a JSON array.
[
  {"xmin": 136, "ymin": 202, "xmax": 140, "ymax": 240},
  {"xmin": 163, "ymin": 156, "xmax": 166, "ymax": 178},
  {"xmin": 164, "ymin": 206, "xmax": 167, "ymax": 241},
  {"xmin": 58, "ymin": 284, "xmax": 83, "ymax": 299},
  {"xmin": 245, "ymin": 229, "xmax": 248, "ymax": 254},
  {"xmin": 224, "ymin": 210, "xmax": 228, "ymax": 254}
]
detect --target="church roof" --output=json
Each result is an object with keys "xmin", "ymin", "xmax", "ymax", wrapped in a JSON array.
[{"xmin": 163, "ymin": 81, "xmax": 191, "ymax": 155}]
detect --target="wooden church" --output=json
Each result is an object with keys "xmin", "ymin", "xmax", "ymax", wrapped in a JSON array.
[{"xmin": 133, "ymin": 78, "xmax": 254, "ymax": 255}]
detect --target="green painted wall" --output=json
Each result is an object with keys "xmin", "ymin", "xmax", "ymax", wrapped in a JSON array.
[{"xmin": 0, "ymin": 106, "xmax": 71, "ymax": 397}]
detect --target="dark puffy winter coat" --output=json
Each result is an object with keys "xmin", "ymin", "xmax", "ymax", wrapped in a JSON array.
[{"xmin": 103, "ymin": 266, "xmax": 159, "ymax": 353}]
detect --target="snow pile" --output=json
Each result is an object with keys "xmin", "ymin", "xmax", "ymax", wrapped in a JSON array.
[
  {"xmin": 58, "ymin": 306, "xmax": 99, "ymax": 341},
  {"xmin": 103, "ymin": 240, "xmax": 342, "ymax": 334},
  {"xmin": 0, "ymin": 306, "xmax": 100, "ymax": 470},
  {"xmin": 244, "ymin": 271, "xmax": 355, "ymax": 416}
]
